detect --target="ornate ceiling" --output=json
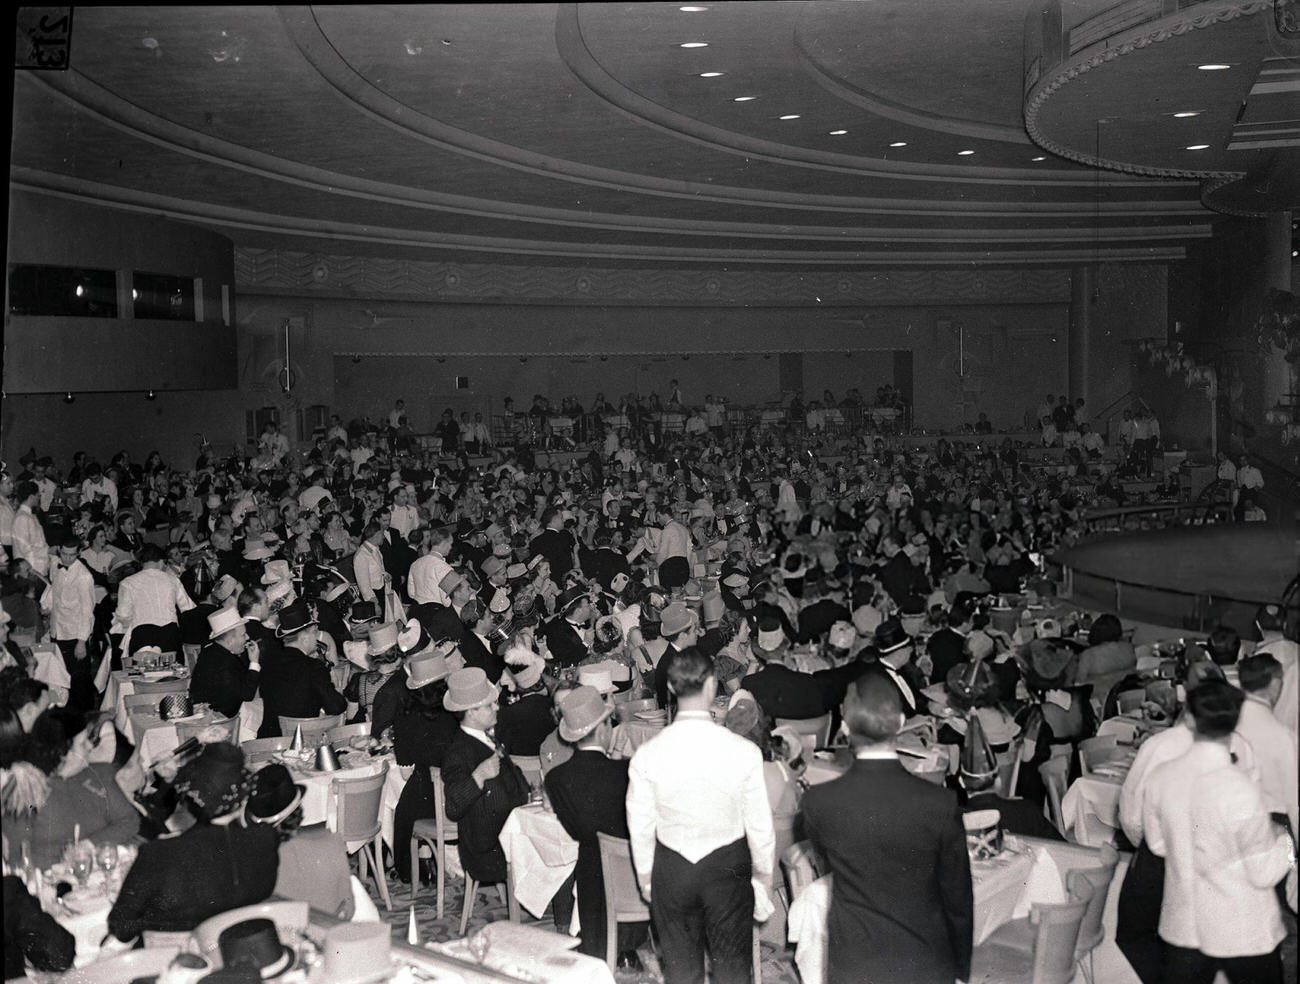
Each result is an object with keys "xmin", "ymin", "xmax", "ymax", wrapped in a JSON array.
[{"xmin": 9, "ymin": 2, "xmax": 1297, "ymax": 271}]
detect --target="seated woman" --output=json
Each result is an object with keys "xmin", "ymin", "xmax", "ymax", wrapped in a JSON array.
[
  {"xmin": 6, "ymin": 707, "xmax": 139, "ymax": 868},
  {"xmin": 3, "ymin": 874, "xmax": 75, "ymax": 980},
  {"xmin": 1074, "ymin": 613, "xmax": 1136, "ymax": 695},
  {"xmin": 107, "ymin": 743, "xmax": 278, "ymax": 940},
  {"xmin": 722, "ymin": 692, "xmax": 801, "ymax": 857},
  {"xmin": 244, "ymin": 764, "xmax": 353, "ymax": 919}
]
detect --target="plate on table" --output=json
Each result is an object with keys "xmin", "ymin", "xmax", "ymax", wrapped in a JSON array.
[
  {"xmin": 139, "ymin": 671, "xmax": 178, "ymax": 681},
  {"xmin": 1091, "ymin": 763, "xmax": 1132, "ymax": 780}
]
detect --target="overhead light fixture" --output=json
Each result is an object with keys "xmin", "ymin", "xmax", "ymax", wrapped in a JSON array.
[
  {"xmin": 145, "ymin": 390, "xmax": 157, "ymax": 401},
  {"xmin": 679, "ymin": 41, "xmax": 708, "ymax": 48},
  {"xmin": 957, "ymin": 149, "xmax": 975, "ymax": 156},
  {"xmin": 74, "ymin": 284, "xmax": 84, "ymax": 297},
  {"xmin": 698, "ymin": 71, "xmax": 725, "ymax": 77},
  {"xmin": 63, "ymin": 392, "xmax": 75, "ymax": 405},
  {"xmin": 732, "ymin": 95, "xmax": 757, "ymax": 102},
  {"xmin": 1031, "ymin": 156, "xmax": 1046, "ymax": 161},
  {"xmin": 679, "ymin": 5, "xmax": 709, "ymax": 10},
  {"xmin": 779, "ymin": 114, "xmax": 800, "ymax": 120},
  {"xmin": 1185, "ymin": 144, "xmax": 1210, "ymax": 150},
  {"xmin": 1197, "ymin": 64, "xmax": 1231, "ymax": 70},
  {"xmin": 889, "ymin": 141, "xmax": 907, "ymax": 147},
  {"xmin": 1172, "ymin": 111, "xmax": 1201, "ymax": 118},
  {"xmin": 828, "ymin": 129, "xmax": 847, "ymax": 135}
]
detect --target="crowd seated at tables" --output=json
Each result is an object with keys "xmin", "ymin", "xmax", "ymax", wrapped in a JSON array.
[{"xmin": 0, "ymin": 394, "xmax": 1295, "ymax": 984}]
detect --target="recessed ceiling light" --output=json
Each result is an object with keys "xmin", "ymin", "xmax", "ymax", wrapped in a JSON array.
[
  {"xmin": 889, "ymin": 141, "xmax": 907, "ymax": 147},
  {"xmin": 828, "ymin": 129, "xmax": 848, "ymax": 135},
  {"xmin": 1185, "ymin": 144, "xmax": 1210, "ymax": 150},
  {"xmin": 957, "ymin": 149, "xmax": 975, "ymax": 156},
  {"xmin": 679, "ymin": 41, "xmax": 708, "ymax": 48},
  {"xmin": 1197, "ymin": 64, "xmax": 1230, "ymax": 70},
  {"xmin": 732, "ymin": 95, "xmax": 758, "ymax": 102},
  {"xmin": 698, "ymin": 71, "xmax": 725, "ymax": 78},
  {"xmin": 679, "ymin": 5, "xmax": 709, "ymax": 10},
  {"xmin": 779, "ymin": 114, "xmax": 801, "ymax": 120},
  {"xmin": 1172, "ymin": 111, "xmax": 1201, "ymax": 118},
  {"xmin": 1032, "ymin": 156, "xmax": 1046, "ymax": 161}
]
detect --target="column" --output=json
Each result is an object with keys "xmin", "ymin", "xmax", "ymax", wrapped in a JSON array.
[{"xmin": 1068, "ymin": 264, "xmax": 1093, "ymax": 407}]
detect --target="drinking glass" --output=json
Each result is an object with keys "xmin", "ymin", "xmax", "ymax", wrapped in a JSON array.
[
  {"xmin": 97, "ymin": 844, "xmax": 118, "ymax": 890},
  {"xmin": 70, "ymin": 843, "xmax": 94, "ymax": 888}
]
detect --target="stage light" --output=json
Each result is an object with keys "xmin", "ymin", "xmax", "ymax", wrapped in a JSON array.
[{"xmin": 63, "ymin": 392, "xmax": 75, "ymax": 404}]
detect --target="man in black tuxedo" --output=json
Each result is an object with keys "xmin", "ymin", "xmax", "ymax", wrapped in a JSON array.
[
  {"xmin": 542, "ymin": 587, "xmax": 593, "ymax": 669},
  {"xmin": 544, "ymin": 686, "xmax": 646, "ymax": 966},
  {"xmin": 801, "ymin": 672, "xmax": 972, "ymax": 984},
  {"xmin": 440, "ymin": 667, "xmax": 530, "ymax": 884},
  {"xmin": 740, "ymin": 613, "xmax": 832, "ymax": 721},
  {"xmin": 529, "ymin": 508, "xmax": 577, "ymax": 579},
  {"xmin": 256, "ymin": 601, "xmax": 347, "ymax": 737},
  {"xmin": 927, "ymin": 601, "xmax": 974, "ymax": 687}
]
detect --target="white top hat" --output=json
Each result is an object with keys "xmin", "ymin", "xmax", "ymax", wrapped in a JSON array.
[{"xmin": 207, "ymin": 607, "xmax": 248, "ymax": 640}]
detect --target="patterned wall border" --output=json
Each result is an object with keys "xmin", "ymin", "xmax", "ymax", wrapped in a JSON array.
[
  {"xmin": 1023, "ymin": 0, "xmax": 1266, "ymax": 181},
  {"xmin": 235, "ymin": 247, "xmax": 1077, "ymax": 305}
]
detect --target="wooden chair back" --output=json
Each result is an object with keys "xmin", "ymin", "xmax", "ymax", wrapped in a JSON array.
[
  {"xmin": 326, "ymin": 722, "xmax": 371, "ymax": 747},
  {"xmin": 240, "ymin": 735, "xmax": 292, "ymax": 764},
  {"xmin": 1027, "ymin": 889, "xmax": 1091, "ymax": 984},
  {"xmin": 278, "ymin": 713, "xmax": 344, "ymax": 749}
]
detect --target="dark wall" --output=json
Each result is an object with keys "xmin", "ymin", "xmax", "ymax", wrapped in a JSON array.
[{"xmin": 4, "ymin": 192, "xmax": 237, "ymax": 394}]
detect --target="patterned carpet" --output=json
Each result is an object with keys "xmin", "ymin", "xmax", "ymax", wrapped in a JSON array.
[{"xmin": 367, "ymin": 864, "xmax": 801, "ymax": 984}]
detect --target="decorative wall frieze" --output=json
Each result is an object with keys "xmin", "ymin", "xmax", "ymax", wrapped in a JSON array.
[{"xmin": 235, "ymin": 248, "xmax": 1075, "ymax": 305}]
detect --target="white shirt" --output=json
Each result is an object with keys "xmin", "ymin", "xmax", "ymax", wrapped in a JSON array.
[
  {"xmin": 654, "ymin": 520, "xmax": 693, "ymax": 566},
  {"xmin": 408, "ymin": 551, "xmax": 453, "ymax": 606},
  {"xmin": 626, "ymin": 710, "xmax": 774, "ymax": 891},
  {"xmin": 81, "ymin": 477, "xmax": 118, "ymax": 512},
  {"xmin": 12, "ymin": 503, "xmax": 49, "ymax": 576},
  {"xmin": 113, "ymin": 566, "xmax": 195, "ymax": 633},
  {"xmin": 47, "ymin": 557, "xmax": 95, "ymax": 641},
  {"xmin": 0, "ymin": 498, "xmax": 14, "ymax": 546},
  {"xmin": 389, "ymin": 503, "xmax": 419, "ymax": 539},
  {"xmin": 1217, "ymin": 460, "xmax": 1238, "ymax": 482},
  {"xmin": 1234, "ymin": 695, "xmax": 1299, "ymax": 836},
  {"xmin": 1237, "ymin": 465, "xmax": 1264, "ymax": 490},
  {"xmin": 1147, "ymin": 742, "xmax": 1293, "ymax": 956},
  {"xmin": 1082, "ymin": 431, "xmax": 1104, "ymax": 452},
  {"xmin": 35, "ymin": 477, "xmax": 57, "ymax": 513},
  {"xmin": 352, "ymin": 540, "xmax": 386, "ymax": 602}
]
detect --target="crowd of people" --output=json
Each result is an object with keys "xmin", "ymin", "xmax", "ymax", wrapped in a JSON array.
[{"xmin": 0, "ymin": 400, "xmax": 1294, "ymax": 983}]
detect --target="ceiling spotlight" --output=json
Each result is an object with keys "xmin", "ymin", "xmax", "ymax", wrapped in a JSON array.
[
  {"xmin": 698, "ymin": 71, "xmax": 725, "ymax": 77},
  {"xmin": 74, "ymin": 284, "xmax": 84, "ymax": 297},
  {"xmin": 145, "ymin": 390, "xmax": 157, "ymax": 401},
  {"xmin": 1185, "ymin": 144, "xmax": 1210, "ymax": 150},
  {"xmin": 1031, "ymin": 156, "xmax": 1046, "ymax": 161},
  {"xmin": 1172, "ymin": 111, "xmax": 1201, "ymax": 118},
  {"xmin": 828, "ymin": 129, "xmax": 848, "ymax": 135},
  {"xmin": 679, "ymin": 5, "xmax": 709, "ymax": 10},
  {"xmin": 957, "ymin": 149, "xmax": 975, "ymax": 156},
  {"xmin": 732, "ymin": 95, "xmax": 758, "ymax": 102},
  {"xmin": 1196, "ymin": 64, "xmax": 1230, "ymax": 70},
  {"xmin": 778, "ymin": 114, "xmax": 800, "ymax": 120},
  {"xmin": 889, "ymin": 141, "xmax": 907, "ymax": 147},
  {"xmin": 679, "ymin": 41, "xmax": 708, "ymax": 48},
  {"xmin": 63, "ymin": 392, "xmax": 75, "ymax": 404}
]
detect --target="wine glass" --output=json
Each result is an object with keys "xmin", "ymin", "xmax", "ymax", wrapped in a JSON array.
[
  {"xmin": 97, "ymin": 844, "xmax": 118, "ymax": 892},
  {"xmin": 69, "ymin": 843, "xmax": 94, "ymax": 888}
]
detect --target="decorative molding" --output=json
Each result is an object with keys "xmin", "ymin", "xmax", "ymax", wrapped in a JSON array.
[
  {"xmin": 1200, "ymin": 173, "xmax": 1273, "ymax": 218},
  {"xmin": 236, "ymin": 248, "xmax": 1078, "ymax": 305},
  {"xmin": 1024, "ymin": 0, "xmax": 1266, "ymax": 180}
]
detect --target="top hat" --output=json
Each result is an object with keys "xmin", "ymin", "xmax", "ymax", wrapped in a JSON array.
[
  {"xmin": 576, "ymin": 665, "xmax": 616, "ymax": 695},
  {"xmin": 481, "ymin": 556, "xmax": 507, "ymax": 580},
  {"xmin": 406, "ymin": 645, "xmax": 463, "ymax": 689},
  {"xmin": 213, "ymin": 574, "xmax": 242, "ymax": 605},
  {"xmin": 243, "ymin": 539, "xmax": 276, "ymax": 562},
  {"xmin": 397, "ymin": 619, "xmax": 431, "ymax": 656},
  {"xmin": 873, "ymin": 618, "xmax": 912, "ymax": 654},
  {"xmin": 367, "ymin": 621, "xmax": 399, "ymax": 656},
  {"xmin": 557, "ymin": 585, "xmax": 588, "ymax": 614},
  {"xmin": 659, "ymin": 601, "xmax": 695, "ymax": 638},
  {"xmin": 438, "ymin": 569, "xmax": 464, "ymax": 596},
  {"xmin": 276, "ymin": 600, "xmax": 318, "ymax": 638},
  {"xmin": 261, "ymin": 560, "xmax": 292, "ymax": 585},
  {"xmin": 443, "ymin": 667, "xmax": 499, "ymax": 712},
  {"xmin": 557, "ymin": 685, "xmax": 614, "ymax": 742},
  {"xmin": 244, "ymin": 763, "xmax": 306, "ymax": 826},
  {"xmin": 349, "ymin": 600, "xmax": 380, "ymax": 624},
  {"xmin": 208, "ymin": 606, "xmax": 249, "ymax": 640},
  {"xmin": 218, "ymin": 919, "xmax": 295, "ymax": 980},
  {"xmin": 753, "ymin": 612, "xmax": 788, "ymax": 655}
]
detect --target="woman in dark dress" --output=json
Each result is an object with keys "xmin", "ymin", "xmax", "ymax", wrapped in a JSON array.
[{"xmin": 390, "ymin": 650, "xmax": 464, "ymax": 881}]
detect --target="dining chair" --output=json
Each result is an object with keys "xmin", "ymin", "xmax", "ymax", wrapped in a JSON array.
[
  {"xmin": 1066, "ymin": 845, "xmax": 1120, "ymax": 984},
  {"xmin": 596, "ymin": 833, "xmax": 652, "ymax": 972},
  {"xmin": 278, "ymin": 713, "xmax": 344, "ymax": 749},
  {"xmin": 193, "ymin": 900, "xmax": 311, "ymax": 963},
  {"xmin": 326, "ymin": 722, "xmax": 371, "ymax": 746},
  {"xmin": 967, "ymin": 884, "xmax": 1092, "ymax": 984},
  {"xmin": 773, "ymin": 712, "xmax": 833, "ymax": 753},
  {"xmin": 131, "ymin": 677, "xmax": 190, "ymax": 696},
  {"xmin": 1039, "ymin": 758, "xmax": 1070, "ymax": 838},
  {"xmin": 240, "ymin": 735, "xmax": 292, "ymax": 764},
  {"xmin": 780, "ymin": 840, "xmax": 825, "ymax": 905},
  {"xmin": 328, "ymin": 759, "xmax": 392, "ymax": 911},
  {"xmin": 1078, "ymin": 736, "xmax": 1126, "ymax": 776},
  {"xmin": 409, "ymin": 767, "xmax": 457, "ymax": 916},
  {"xmin": 176, "ymin": 714, "xmax": 238, "ymax": 745},
  {"xmin": 458, "ymin": 875, "xmax": 511, "ymax": 937}
]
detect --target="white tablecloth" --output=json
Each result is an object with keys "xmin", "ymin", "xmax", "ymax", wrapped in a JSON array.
[
  {"xmin": 289, "ymin": 753, "xmax": 398, "ymax": 840},
  {"xmin": 610, "ymin": 721, "xmax": 663, "ymax": 759},
  {"xmin": 499, "ymin": 804, "xmax": 579, "ymax": 920},
  {"xmin": 1061, "ymin": 775, "xmax": 1123, "ymax": 848},
  {"xmin": 102, "ymin": 670, "xmax": 261, "ymax": 744},
  {"xmin": 786, "ymin": 836, "xmax": 1066, "ymax": 984},
  {"xmin": 433, "ymin": 921, "xmax": 612, "ymax": 984}
]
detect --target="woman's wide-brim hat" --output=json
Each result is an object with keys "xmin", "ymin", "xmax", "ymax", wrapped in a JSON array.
[
  {"xmin": 1025, "ymin": 638, "xmax": 1076, "ymax": 686},
  {"xmin": 443, "ymin": 666, "xmax": 499, "ymax": 712},
  {"xmin": 945, "ymin": 660, "xmax": 1001, "ymax": 706}
]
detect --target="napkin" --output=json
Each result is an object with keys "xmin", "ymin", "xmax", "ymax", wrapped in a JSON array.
[{"xmin": 31, "ymin": 645, "xmax": 71, "ymax": 691}]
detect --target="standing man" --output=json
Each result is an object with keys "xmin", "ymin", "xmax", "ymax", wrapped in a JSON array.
[
  {"xmin": 45, "ymin": 532, "xmax": 97, "ymax": 712},
  {"xmin": 11, "ymin": 481, "xmax": 49, "ymax": 578},
  {"xmin": 800, "ymin": 672, "xmax": 972, "ymax": 984},
  {"xmin": 1143, "ymin": 682, "xmax": 1294, "ymax": 983},
  {"xmin": 530, "ymin": 508, "xmax": 577, "ymax": 579},
  {"xmin": 408, "ymin": 526, "xmax": 455, "ymax": 607},
  {"xmin": 112, "ymin": 543, "xmax": 195, "ymax": 655},
  {"xmin": 1254, "ymin": 603, "xmax": 1298, "ymax": 745},
  {"xmin": 626, "ymin": 648, "xmax": 774, "ymax": 984}
]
